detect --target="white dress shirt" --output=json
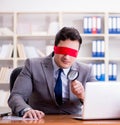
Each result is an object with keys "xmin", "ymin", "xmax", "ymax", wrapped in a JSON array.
[{"xmin": 52, "ymin": 57, "xmax": 70, "ymax": 100}]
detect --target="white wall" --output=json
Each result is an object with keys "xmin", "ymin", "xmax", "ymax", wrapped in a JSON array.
[{"xmin": 0, "ymin": 0, "xmax": 120, "ymax": 12}]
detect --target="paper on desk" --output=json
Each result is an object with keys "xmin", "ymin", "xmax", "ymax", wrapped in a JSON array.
[{"xmin": 2, "ymin": 116, "xmax": 36, "ymax": 121}]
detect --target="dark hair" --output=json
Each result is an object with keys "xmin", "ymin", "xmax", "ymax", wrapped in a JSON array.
[{"xmin": 54, "ymin": 27, "xmax": 82, "ymax": 49}]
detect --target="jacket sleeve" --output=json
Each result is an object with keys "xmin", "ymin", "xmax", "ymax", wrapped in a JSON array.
[{"xmin": 8, "ymin": 59, "xmax": 33, "ymax": 116}]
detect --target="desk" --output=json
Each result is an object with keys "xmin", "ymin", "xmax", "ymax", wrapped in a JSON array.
[{"xmin": 0, "ymin": 115, "xmax": 120, "ymax": 125}]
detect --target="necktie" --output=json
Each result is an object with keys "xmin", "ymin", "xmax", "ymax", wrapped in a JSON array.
[{"xmin": 54, "ymin": 68, "xmax": 63, "ymax": 105}]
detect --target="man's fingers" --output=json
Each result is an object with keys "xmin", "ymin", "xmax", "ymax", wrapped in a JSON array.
[{"xmin": 23, "ymin": 110, "xmax": 45, "ymax": 120}]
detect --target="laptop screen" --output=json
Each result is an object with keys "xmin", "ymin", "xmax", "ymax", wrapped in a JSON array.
[{"xmin": 82, "ymin": 82, "xmax": 120, "ymax": 119}]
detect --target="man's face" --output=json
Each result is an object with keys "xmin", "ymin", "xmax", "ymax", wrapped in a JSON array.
[{"xmin": 54, "ymin": 39, "xmax": 79, "ymax": 69}]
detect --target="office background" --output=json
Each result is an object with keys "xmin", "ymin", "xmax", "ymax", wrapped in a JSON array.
[{"xmin": 0, "ymin": 0, "xmax": 120, "ymax": 111}]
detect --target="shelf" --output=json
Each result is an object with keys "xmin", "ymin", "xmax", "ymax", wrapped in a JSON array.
[
  {"xmin": 0, "ymin": 11, "xmax": 120, "ymax": 84},
  {"xmin": 1, "ymin": 11, "xmax": 120, "ymax": 108}
]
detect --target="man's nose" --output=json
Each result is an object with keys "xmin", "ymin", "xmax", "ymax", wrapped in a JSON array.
[{"xmin": 63, "ymin": 54, "xmax": 70, "ymax": 58}]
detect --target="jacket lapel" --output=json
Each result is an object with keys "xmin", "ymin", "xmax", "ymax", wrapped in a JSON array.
[{"xmin": 41, "ymin": 55, "xmax": 56, "ymax": 102}]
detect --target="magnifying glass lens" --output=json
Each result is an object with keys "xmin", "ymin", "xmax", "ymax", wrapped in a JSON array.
[{"xmin": 67, "ymin": 70, "xmax": 79, "ymax": 81}]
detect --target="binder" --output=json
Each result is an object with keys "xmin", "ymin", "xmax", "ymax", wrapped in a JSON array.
[
  {"xmin": 100, "ymin": 40, "xmax": 105, "ymax": 57},
  {"xmin": 92, "ymin": 16, "xmax": 97, "ymax": 34},
  {"xmin": 109, "ymin": 17, "xmax": 112, "ymax": 33},
  {"xmin": 88, "ymin": 17, "xmax": 92, "ymax": 33},
  {"xmin": 92, "ymin": 40, "xmax": 97, "ymax": 57},
  {"xmin": 92, "ymin": 63, "xmax": 97, "ymax": 78},
  {"xmin": 96, "ymin": 64, "xmax": 101, "ymax": 81},
  {"xmin": 101, "ymin": 63, "xmax": 105, "ymax": 81},
  {"xmin": 83, "ymin": 17, "xmax": 88, "ymax": 33},
  {"xmin": 117, "ymin": 16, "xmax": 120, "ymax": 33},
  {"xmin": 96, "ymin": 40, "xmax": 101, "ymax": 57},
  {"xmin": 111, "ymin": 17, "xmax": 117, "ymax": 33},
  {"xmin": 97, "ymin": 16, "xmax": 102, "ymax": 33},
  {"xmin": 112, "ymin": 63, "xmax": 117, "ymax": 81},
  {"xmin": 109, "ymin": 63, "xmax": 113, "ymax": 80}
]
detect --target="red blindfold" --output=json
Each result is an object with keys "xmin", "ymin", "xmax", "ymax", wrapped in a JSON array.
[{"xmin": 54, "ymin": 46, "xmax": 78, "ymax": 57}]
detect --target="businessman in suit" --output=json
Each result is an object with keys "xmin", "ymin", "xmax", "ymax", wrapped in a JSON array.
[{"xmin": 8, "ymin": 27, "xmax": 96, "ymax": 119}]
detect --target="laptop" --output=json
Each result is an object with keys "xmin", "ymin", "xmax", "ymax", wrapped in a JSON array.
[{"xmin": 74, "ymin": 81, "xmax": 120, "ymax": 120}]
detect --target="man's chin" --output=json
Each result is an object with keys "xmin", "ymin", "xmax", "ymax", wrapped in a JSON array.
[{"xmin": 61, "ymin": 64, "xmax": 71, "ymax": 69}]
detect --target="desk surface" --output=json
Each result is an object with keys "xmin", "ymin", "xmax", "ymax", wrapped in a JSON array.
[{"xmin": 1, "ymin": 115, "xmax": 120, "ymax": 125}]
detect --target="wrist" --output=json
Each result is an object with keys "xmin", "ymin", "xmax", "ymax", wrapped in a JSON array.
[{"xmin": 20, "ymin": 107, "xmax": 31, "ymax": 116}]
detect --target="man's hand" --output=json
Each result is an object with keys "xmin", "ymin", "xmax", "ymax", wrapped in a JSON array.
[
  {"xmin": 71, "ymin": 80, "xmax": 85, "ymax": 102},
  {"xmin": 23, "ymin": 109, "xmax": 45, "ymax": 120}
]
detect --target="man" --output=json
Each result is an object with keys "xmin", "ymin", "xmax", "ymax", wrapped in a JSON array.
[{"xmin": 8, "ymin": 27, "xmax": 96, "ymax": 120}]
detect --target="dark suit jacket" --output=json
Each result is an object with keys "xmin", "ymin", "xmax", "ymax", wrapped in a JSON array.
[{"xmin": 8, "ymin": 54, "xmax": 96, "ymax": 116}]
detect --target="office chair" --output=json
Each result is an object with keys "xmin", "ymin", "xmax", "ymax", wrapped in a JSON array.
[
  {"xmin": 9, "ymin": 66, "xmax": 29, "ymax": 115},
  {"xmin": 10, "ymin": 67, "xmax": 23, "ymax": 92}
]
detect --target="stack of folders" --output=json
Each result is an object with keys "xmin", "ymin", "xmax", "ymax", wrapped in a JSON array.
[
  {"xmin": 91, "ymin": 63, "xmax": 117, "ymax": 81},
  {"xmin": 0, "ymin": 67, "xmax": 13, "ymax": 83},
  {"xmin": 0, "ymin": 44, "xmax": 13, "ymax": 59},
  {"xmin": 92, "ymin": 40, "xmax": 105, "ymax": 57},
  {"xmin": 92, "ymin": 63, "xmax": 105, "ymax": 81},
  {"xmin": 109, "ymin": 16, "xmax": 120, "ymax": 34},
  {"xmin": 83, "ymin": 16, "xmax": 102, "ymax": 34},
  {"xmin": 17, "ymin": 44, "xmax": 45, "ymax": 58}
]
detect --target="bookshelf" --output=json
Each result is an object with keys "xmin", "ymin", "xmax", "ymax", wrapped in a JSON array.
[
  {"xmin": 0, "ymin": 11, "xmax": 120, "ymax": 107},
  {"xmin": 16, "ymin": 12, "xmax": 60, "ymax": 66}
]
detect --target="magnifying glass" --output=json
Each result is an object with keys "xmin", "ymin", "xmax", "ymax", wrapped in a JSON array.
[{"xmin": 67, "ymin": 70, "xmax": 79, "ymax": 81}]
